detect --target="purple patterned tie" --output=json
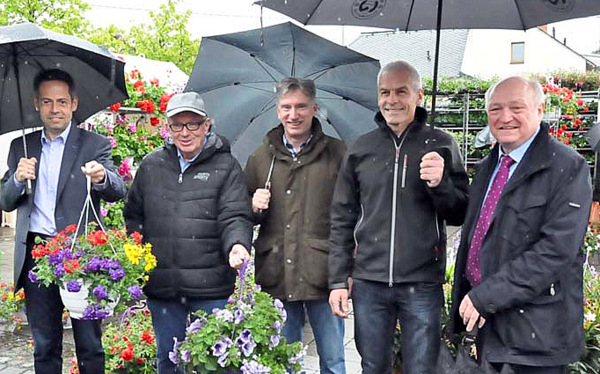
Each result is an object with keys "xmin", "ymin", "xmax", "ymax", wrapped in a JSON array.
[{"xmin": 466, "ymin": 155, "xmax": 515, "ymax": 287}]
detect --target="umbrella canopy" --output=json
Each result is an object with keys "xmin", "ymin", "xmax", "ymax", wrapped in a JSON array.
[
  {"xmin": 0, "ymin": 23, "xmax": 128, "ymax": 135},
  {"xmin": 257, "ymin": 0, "xmax": 600, "ymax": 121},
  {"xmin": 185, "ymin": 21, "xmax": 380, "ymax": 164}
]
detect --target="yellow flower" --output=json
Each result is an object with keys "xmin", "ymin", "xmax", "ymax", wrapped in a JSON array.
[{"xmin": 144, "ymin": 253, "xmax": 157, "ymax": 272}]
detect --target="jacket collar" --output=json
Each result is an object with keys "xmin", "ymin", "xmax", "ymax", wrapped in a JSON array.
[
  {"xmin": 265, "ymin": 117, "xmax": 327, "ymax": 161},
  {"xmin": 374, "ymin": 106, "xmax": 428, "ymax": 136},
  {"xmin": 165, "ymin": 132, "xmax": 226, "ymax": 167},
  {"xmin": 488, "ymin": 123, "xmax": 552, "ymax": 195}
]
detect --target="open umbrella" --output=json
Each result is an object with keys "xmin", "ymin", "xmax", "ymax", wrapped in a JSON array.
[
  {"xmin": 0, "ymin": 22, "xmax": 128, "ymax": 157},
  {"xmin": 185, "ymin": 21, "xmax": 379, "ymax": 163},
  {"xmin": 256, "ymin": 0, "xmax": 600, "ymax": 122}
]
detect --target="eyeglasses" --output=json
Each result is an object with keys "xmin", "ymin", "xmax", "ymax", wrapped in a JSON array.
[{"xmin": 168, "ymin": 120, "xmax": 206, "ymax": 132}]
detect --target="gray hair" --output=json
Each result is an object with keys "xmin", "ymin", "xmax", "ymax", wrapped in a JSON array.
[
  {"xmin": 485, "ymin": 76, "xmax": 544, "ymax": 110},
  {"xmin": 276, "ymin": 77, "xmax": 316, "ymax": 102},
  {"xmin": 377, "ymin": 61, "xmax": 422, "ymax": 92}
]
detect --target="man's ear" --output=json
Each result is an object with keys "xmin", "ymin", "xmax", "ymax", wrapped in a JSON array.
[
  {"xmin": 33, "ymin": 97, "xmax": 39, "ymax": 111},
  {"xmin": 417, "ymin": 89, "xmax": 424, "ymax": 106},
  {"xmin": 71, "ymin": 97, "xmax": 79, "ymax": 112}
]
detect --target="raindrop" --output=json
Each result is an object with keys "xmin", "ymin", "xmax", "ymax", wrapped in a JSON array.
[
  {"xmin": 284, "ymin": 0, "xmax": 287, "ymax": 4},
  {"xmin": 24, "ymin": 60, "xmax": 28, "ymax": 65},
  {"xmin": 337, "ymin": 17, "xmax": 342, "ymax": 22},
  {"xmin": 181, "ymin": 296, "xmax": 187, "ymax": 304},
  {"xmin": 56, "ymin": 62, "xmax": 61, "ymax": 68},
  {"xmin": 409, "ymin": 286, "xmax": 415, "ymax": 294},
  {"xmin": 70, "ymin": 174, "xmax": 75, "ymax": 179},
  {"xmin": 161, "ymin": 307, "xmax": 168, "ymax": 315},
  {"xmin": 95, "ymin": 95, "xmax": 99, "ymax": 100}
]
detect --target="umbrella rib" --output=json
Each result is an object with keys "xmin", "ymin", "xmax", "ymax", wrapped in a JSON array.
[
  {"xmin": 511, "ymin": 0, "xmax": 527, "ymax": 30},
  {"xmin": 405, "ymin": 0, "xmax": 416, "ymax": 32},
  {"xmin": 250, "ymin": 54, "xmax": 280, "ymax": 82}
]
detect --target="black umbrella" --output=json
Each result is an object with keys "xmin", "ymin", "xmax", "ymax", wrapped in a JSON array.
[
  {"xmin": 185, "ymin": 22, "xmax": 380, "ymax": 164},
  {"xmin": 256, "ymin": 0, "xmax": 600, "ymax": 123},
  {"xmin": 0, "ymin": 22, "xmax": 128, "ymax": 160}
]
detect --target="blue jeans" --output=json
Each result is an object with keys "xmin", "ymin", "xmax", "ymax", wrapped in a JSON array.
[
  {"xmin": 283, "ymin": 299, "xmax": 346, "ymax": 374},
  {"xmin": 22, "ymin": 234, "xmax": 104, "ymax": 374},
  {"xmin": 352, "ymin": 279, "xmax": 443, "ymax": 374},
  {"xmin": 147, "ymin": 296, "xmax": 228, "ymax": 374}
]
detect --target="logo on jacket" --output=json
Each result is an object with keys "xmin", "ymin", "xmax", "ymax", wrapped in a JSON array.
[{"xmin": 193, "ymin": 172, "xmax": 210, "ymax": 181}]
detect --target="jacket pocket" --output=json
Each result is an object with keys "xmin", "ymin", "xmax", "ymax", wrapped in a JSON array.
[
  {"xmin": 495, "ymin": 282, "xmax": 564, "ymax": 353},
  {"xmin": 302, "ymin": 238, "xmax": 329, "ymax": 289},
  {"xmin": 255, "ymin": 242, "xmax": 283, "ymax": 288},
  {"xmin": 502, "ymin": 195, "xmax": 547, "ymax": 249}
]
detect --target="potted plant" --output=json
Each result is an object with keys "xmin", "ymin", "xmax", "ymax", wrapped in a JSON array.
[
  {"xmin": 29, "ymin": 223, "xmax": 157, "ymax": 319},
  {"xmin": 170, "ymin": 260, "xmax": 305, "ymax": 373}
]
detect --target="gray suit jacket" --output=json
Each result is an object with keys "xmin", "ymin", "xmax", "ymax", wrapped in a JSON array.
[{"xmin": 0, "ymin": 125, "xmax": 126, "ymax": 289}]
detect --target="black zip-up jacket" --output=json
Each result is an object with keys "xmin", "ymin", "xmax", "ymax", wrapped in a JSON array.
[
  {"xmin": 329, "ymin": 107, "xmax": 469, "ymax": 288},
  {"xmin": 125, "ymin": 133, "xmax": 253, "ymax": 300}
]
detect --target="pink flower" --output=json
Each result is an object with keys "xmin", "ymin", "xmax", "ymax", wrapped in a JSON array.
[
  {"xmin": 127, "ymin": 123, "xmax": 137, "ymax": 133},
  {"xmin": 118, "ymin": 159, "xmax": 133, "ymax": 182},
  {"xmin": 160, "ymin": 128, "xmax": 170, "ymax": 140},
  {"xmin": 104, "ymin": 123, "xmax": 115, "ymax": 133},
  {"xmin": 100, "ymin": 207, "xmax": 108, "ymax": 217},
  {"xmin": 108, "ymin": 136, "xmax": 117, "ymax": 149}
]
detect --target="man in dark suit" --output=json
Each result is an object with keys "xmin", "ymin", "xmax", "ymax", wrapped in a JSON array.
[
  {"xmin": 451, "ymin": 76, "xmax": 592, "ymax": 374},
  {"xmin": 0, "ymin": 69, "xmax": 126, "ymax": 374}
]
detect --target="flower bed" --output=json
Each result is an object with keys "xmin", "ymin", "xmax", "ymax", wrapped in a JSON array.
[{"xmin": 0, "ymin": 281, "xmax": 25, "ymax": 332}]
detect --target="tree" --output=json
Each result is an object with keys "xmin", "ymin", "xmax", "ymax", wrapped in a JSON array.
[
  {"xmin": 87, "ymin": 0, "xmax": 199, "ymax": 75},
  {"xmin": 0, "ymin": 0, "xmax": 91, "ymax": 35}
]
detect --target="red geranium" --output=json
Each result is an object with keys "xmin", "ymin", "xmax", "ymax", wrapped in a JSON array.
[
  {"xmin": 64, "ymin": 259, "xmax": 80, "ymax": 274},
  {"xmin": 150, "ymin": 117, "xmax": 160, "ymax": 127},
  {"xmin": 110, "ymin": 102, "xmax": 121, "ymax": 112}
]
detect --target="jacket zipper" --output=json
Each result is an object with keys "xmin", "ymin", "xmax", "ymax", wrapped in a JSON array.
[
  {"xmin": 353, "ymin": 204, "xmax": 365, "ymax": 250},
  {"xmin": 178, "ymin": 173, "xmax": 183, "ymax": 184},
  {"xmin": 389, "ymin": 131, "xmax": 409, "ymax": 287}
]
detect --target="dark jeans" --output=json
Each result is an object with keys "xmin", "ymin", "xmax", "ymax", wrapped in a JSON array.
[
  {"xmin": 352, "ymin": 279, "xmax": 443, "ymax": 374},
  {"xmin": 147, "ymin": 296, "xmax": 228, "ymax": 374},
  {"xmin": 23, "ymin": 233, "xmax": 104, "ymax": 374}
]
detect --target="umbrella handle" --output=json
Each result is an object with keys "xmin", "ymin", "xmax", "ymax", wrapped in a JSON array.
[{"xmin": 26, "ymin": 179, "xmax": 32, "ymax": 195}]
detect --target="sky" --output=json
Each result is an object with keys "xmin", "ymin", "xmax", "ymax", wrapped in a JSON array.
[{"xmin": 84, "ymin": 0, "xmax": 600, "ymax": 53}]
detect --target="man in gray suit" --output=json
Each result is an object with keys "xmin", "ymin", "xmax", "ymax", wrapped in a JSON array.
[{"xmin": 0, "ymin": 69, "xmax": 126, "ymax": 374}]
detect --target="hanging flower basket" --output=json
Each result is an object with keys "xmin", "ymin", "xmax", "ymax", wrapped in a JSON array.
[{"xmin": 59, "ymin": 279, "xmax": 119, "ymax": 320}]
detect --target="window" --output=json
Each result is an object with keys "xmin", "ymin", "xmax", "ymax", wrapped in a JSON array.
[{"xmin": 511, "ymin": 42, "xmax": 524, "ymax": 64}]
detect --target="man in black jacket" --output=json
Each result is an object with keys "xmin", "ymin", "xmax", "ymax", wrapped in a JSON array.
[
  {"xmin": 329, "ymin": 60, "xmax": 469, "ymax": 374},
  {"xmin": 452, "ymin": 76, "xmax": 592, "ymax": 374},
  {"xmin": 124, "ymin": 92, "xmax": 252, "ymax": 374}
]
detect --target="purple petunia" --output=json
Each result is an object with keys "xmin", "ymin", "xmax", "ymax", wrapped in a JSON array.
[
  {"xmin": 53, "ymin": 266, "xmax": 65, "ymax": 278},
  {"xmin": 214, "ymin": 308, "xmax": 234, "ymax": 323},
  {"xmin": 127, "ymin": 285, "xmax": 142, "ymax": 300},
  {"xmin": 269, "ymin": 334, "xmax": 280, "ymax": 349},
  {"xmin": 272, "ymin": 321, "xmax": 282, "ymax": 334},
  {"xmin": 93, "ymin": 285, "xmax": 107, "ymax": 301},
  {"xmin": 109, "ymin": 267, "xmax": 125, "ymax": 281},
  {"xmin": 186, "ymin": 317, "xmax": 205, "ymax": 334},
  {"xmin": 180, "ymin": 349, "xmax": 191, "ymax": 363},
  {"xmin": 82, "ymin": 305, "xmax": 111, "ymax": 320},
  {"xmin": 169, "ymin": 337, "xmax": 181, "ymax": 365},
  {"xmin": 66, "ymin": 280, "xmax": 81, "ymax": 292},
  {"xmin": 273, "ymin": 299, "xmax": 287, "ymax": 322},
  {"xmin": 83, "ymin": 257, "xmax": 103, "ymax": 273},
  {"xmin": 234, "ymin": 308, "xmax": 246, "ymax": 324},
  {"xmin": 240, "ymin": 359, "xmax": 271, "ymax": 374},
  {"xmin": 28, "ymin": 270, "xmax": 38, "ymax": 283}
]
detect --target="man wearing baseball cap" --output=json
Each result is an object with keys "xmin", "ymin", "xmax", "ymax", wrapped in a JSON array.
[{"xmin": 125, "ymin": 91, "xmax": 253, "ymax": 374}]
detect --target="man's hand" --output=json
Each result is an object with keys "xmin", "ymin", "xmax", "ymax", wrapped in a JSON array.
[
  {"xmin": 459, "ymin": 294, "xmax": 486, "ymax": 332},
  {"xmin": 81, "ymin": 161, "xmax": 106, "ymax": 184},
  {"xmin": 252, "ymin": 188, "xmax": 271, "ymax": 213},
  {"xmin": 15, "ymin": 157, "xmax": 37, "ymax": 183},
  {"xmin": 329, "ymin": 289, "xmax": 350, "ymax": 318},
  {"xmin": 229, "ymin": 244, "xmax": 250, "ymax": 269},
  {"xmin": 420, "ymin": 151, "xmax": 444, "ymax": 188}
]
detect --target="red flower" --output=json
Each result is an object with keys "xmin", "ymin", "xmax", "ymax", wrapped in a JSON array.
[
  {"xmin": 565, "ymin": 139, "xmax": 570, "ymax": 145},
  {"xmin": 64, "ymin": 259, "xmax": 80, "ymax": 274},
  {"xmin": 566, "ymin": 132, "xmax": 573, "ymax": 138},
  {"xmin": 87, "ymin": 231, "xmax": 108, "ymax": 246},
  {"xmin": 150, "ymin": 117, "xmax": 160, "ymax": 127},
  {"xmin": 584, "ymin": 107, "xmax": 590, "ymax": 113},
  {"xmin": 137, "ymin": 99, "xmax": 156, "ymax": 114},
  {"xmin": 150, "ymin": 78, "xmax": 159, "ymax": 87},
  {"xmin": 135, "ymin": 357, "xmax": 146, "ymax": 364},
  {"xmin": 110, "ymin": 102, "xmax": 121, "ymax": 112},
  {"xmin": 65, "ymin": 224, "xmax": 77, "ymax": 233},
  {"xmin": 120, "ymin": 348, "xmax": 134, "ymax": 362},
  {"xmin": 576, "ymin": 99, "xmax": 584, "ymax": 106},
  {"xmin": 141, "ymin": 331, "xmax": 155, "ymax": 344},
  {"xmin": 580, "ymin": 126, "xmax": 586, "ymax": 131},
  {"xmin": 131, "ymin": 232, "xmax": 143, "ymax": 245},
  {"xmin": 133, "ymin": 80, "xmax": 145, "ymax": 94},
  {"xmin": 159, "ymin": 92, "xmax": 175, "ymax": 113},
  {"xmin": 130, "ymin": 69, "xmax": 140, "ymax": 79}
]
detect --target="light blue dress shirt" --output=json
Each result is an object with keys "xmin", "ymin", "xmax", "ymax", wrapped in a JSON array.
[{"xmin": 29, "ymin": 125, "xmax": 71, "ymax": 236}]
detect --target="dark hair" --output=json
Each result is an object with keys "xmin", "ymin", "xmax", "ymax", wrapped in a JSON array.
[
  {"xmin": 276, "ymin": 77, "xmax": 316, "ymax": 102},
  {"xmin": 33, "ymin": 69, "xmax": 77, "ymax": 98}
]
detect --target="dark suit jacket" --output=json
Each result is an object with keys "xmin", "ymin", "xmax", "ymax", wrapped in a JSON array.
[
  {"xmin": 451, "ymin": 124, "xmax": 592, "ymax": 366},
  {"xmin": 0, "ymin": 125, "xmax": 126, "ymax": 289}
]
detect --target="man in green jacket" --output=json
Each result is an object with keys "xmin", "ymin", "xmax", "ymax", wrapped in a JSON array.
[{"xmin": 245, "ymin": 77, "xmax": 347, "ymax": 374}]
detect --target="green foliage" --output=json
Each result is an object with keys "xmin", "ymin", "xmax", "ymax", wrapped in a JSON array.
[
  {"xmin": 423, "ymin": 76, "xmax": 495, "ymax": 95},
  {"xmin": 531, "ymin": 70, "xmax": 600, "ymax": 92},
  {"xmin": 86, "ymin": 0, "xmax": 199, "ymax": 75},
  {"xmin": 0, "ymin": 0, "xmax": 91, "ymax": 35}
]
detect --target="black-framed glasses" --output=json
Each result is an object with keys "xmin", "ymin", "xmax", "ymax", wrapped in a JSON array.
[{"xmin": 168, "ymin": 120, "xmax": 206, "ymax": 132}]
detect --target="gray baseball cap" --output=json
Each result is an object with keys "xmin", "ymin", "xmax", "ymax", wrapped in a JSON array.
[{"xmin": 166, "ymin": 92, "xmax": 208, "ymax": 117}]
